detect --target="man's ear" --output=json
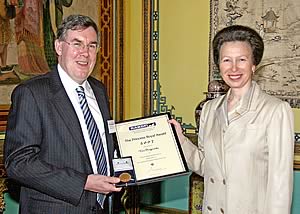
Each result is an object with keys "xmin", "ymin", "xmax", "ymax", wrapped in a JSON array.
[{"xmin": 54, "ymin": 40, "xmax": 62, "ymax": 56}]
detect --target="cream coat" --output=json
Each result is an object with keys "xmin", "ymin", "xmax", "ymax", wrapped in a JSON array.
[{"xmin": 182, "ymin": 81, "xmax": 294, "ymax": 214}]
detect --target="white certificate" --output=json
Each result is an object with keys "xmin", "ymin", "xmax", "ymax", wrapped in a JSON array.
[{"xmin": 115, "ymin": 113, "xmax": 189, "ymax": 184}]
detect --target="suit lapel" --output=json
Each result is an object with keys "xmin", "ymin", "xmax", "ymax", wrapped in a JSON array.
[
  {"xmin": 49, "ymin": 69, "xmax": 91, "ymax": 163},
  {"xmin": 88, "ymin": 80, "xmax": 115, "ymax": 166}
]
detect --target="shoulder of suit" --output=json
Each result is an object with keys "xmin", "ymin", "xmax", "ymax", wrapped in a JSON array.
[
  {"xmin": 204, "ymin": 94, "xmax": 226, "ymax": 109},
  {"xmin": 87, "ymin": 76, "xmax": 106, "ymax": 88},
  {"xmin": 17, "ymin": 71, "xmax": 51, "ymax": 87},
  {"xmin": 256, "ymin": 86, "xmax": 288, "ymax": 107},
  {"xmin": 12, "ymin": 70, "xmax": 55, "ymax": 98}
]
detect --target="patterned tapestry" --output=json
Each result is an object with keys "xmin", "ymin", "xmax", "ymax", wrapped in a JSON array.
[{"xmin": 210, "ymin": 0, "xmax": 300, "ymax": 108}]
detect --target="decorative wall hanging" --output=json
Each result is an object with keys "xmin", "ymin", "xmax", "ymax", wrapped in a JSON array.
[{"xmin": 210, "ymin": 0, "xmax": 300, "ymax": 108}]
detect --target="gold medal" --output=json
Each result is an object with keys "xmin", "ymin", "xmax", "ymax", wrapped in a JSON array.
[{"xmin": 119, "ymin": 172, "xmax": 131, "ymax": 182}]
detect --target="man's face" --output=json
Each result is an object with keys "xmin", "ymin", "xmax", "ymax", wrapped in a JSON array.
[{"xmin": 55, "ymin": 27, "xmax": 98, "ymax": 84}]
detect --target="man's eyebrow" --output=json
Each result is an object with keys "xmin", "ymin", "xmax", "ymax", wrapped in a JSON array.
[
  {"xmin": 70, "ymin": 38, "xmax": 98, "ymax": 44},
  {"xmin": 69, "ymin": 38, "xmax": 82, "ymax": 42}
]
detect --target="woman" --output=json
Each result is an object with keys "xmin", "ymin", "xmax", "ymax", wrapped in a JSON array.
[{"xmin": 171, "ymin": 25, "xmax": 294, "ymax": 213}]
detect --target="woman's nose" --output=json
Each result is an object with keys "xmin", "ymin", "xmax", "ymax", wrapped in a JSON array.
[{"xmin": 231, "ymin": 62, "xmax": 237, "ymax": 72}]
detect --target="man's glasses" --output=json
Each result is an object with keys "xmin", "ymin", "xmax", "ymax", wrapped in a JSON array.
[{"xmin": 63, "ymin": 41, "xmax": 99, "ymax": 54}]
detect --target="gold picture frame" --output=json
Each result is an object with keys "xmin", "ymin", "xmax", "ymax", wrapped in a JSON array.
[
  {"xmin": 295, "ymin": 134, "xmax": 300, "ymax": 170},
  {"xmin": 0, "ymin": 0, "xmax": 125, "ymax": 119},
  {"xmin": 0, "ymin": 105, "xmax": 9, "ymax": 212},
  {"xmin": 0, "ymin": 105, "xmax": 9, "ymax": 132}
]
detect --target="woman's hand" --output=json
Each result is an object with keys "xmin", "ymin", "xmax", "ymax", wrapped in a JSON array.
[{"xmin": 169, "ymin": 119, "xmax": 186, "ymax": 144}]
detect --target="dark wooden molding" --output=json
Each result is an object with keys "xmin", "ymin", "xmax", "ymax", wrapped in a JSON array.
[
  {"xmin": 99, "ymin": 0, "xmax": 114, "ymax": 112},
  {"xmin": 142, "ymin": 0, "xmax": 152, "ymax": 116},
  {"xmin": 141, "ymin": 204, "xmax": 188, "ymax": 214},
  {"xmin": 114, "ymin": 0, "xmax": 125, "ymax": 121},
  {"xmin": 0, "ymin": 105, "xmax": 10, "ymax": 132}
]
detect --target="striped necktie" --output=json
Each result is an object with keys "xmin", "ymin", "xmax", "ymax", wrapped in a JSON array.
[{"xmin": 76, "ymin": 86, "xmax": 108, "ymax": 207}]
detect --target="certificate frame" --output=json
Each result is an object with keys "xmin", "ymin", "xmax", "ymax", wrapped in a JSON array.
[{"xmin": 114, "ymin": 113, "xmax": 189, "ymax": 185}]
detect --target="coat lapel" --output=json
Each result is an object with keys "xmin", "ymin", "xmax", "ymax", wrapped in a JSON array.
[
  {"xmin": 88, "ymin": 79, "xmax": 115, "ymax": 164},
  {"xmin": 49, "ymin": 69, "xmax": 91, "ymax": 163},
  {"xmin": 227, "ymin": 82, "xmax": 258, "ymax": 123},
  {"xmin": 211, "ymin": 96, "xmax": 227, "ymax": 172},
  {"xmin": 208, "ymin": 82, "xmax": 262, "ymax": 175}
]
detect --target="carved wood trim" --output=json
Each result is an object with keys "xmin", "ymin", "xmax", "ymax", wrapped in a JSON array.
[
  {"xmin": 141, "ymin": 204, "xmax": 188, "ymax": 214},
  {"xmin": 0, "ymin": 105, "xmax": 8, "ymax": 212},
  {"xmin": 0, "ymin": 105, "xmax": 9, "ymax": 132},
  {"xmin": 114, "ymin": 0, "xmax": 125, "ymax": 121},
  {"xmin": 99, "ymin": 0, "xmax": 114, "ymax": 112},
  {"xmin": 142, "ymin": 0, "xmax": 152, "ymax": 116}
]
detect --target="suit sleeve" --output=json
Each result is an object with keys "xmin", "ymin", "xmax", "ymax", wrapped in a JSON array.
[
  {"xmin": 4, "ymin": 84, "xmax": 87, "ymax": 206},
  {"xmin": 264, "ymin": 101, "xmax": 294, "ymax": 214}
]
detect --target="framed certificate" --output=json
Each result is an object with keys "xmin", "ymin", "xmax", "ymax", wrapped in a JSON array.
[{"xmin": 114, "ymin": 113, "xmax": 189, "ymax": 185}]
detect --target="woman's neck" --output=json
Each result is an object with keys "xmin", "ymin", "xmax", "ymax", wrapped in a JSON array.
[
  {"xmin": 227, "ymin": 93, "xmax": 241, "ymax": 112},
  {"xmin": 227, "ymin": 82, "xmax": 252, "ymax": 112}
]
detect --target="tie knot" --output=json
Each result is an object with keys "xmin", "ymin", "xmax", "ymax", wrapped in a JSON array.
[
  {"xmin": 76, "ymin": 86, "xmax": 85, "ymax": 97},
  {"xmin": 76, "ymin": 86, "xmax": 84, "ymax": 93}
]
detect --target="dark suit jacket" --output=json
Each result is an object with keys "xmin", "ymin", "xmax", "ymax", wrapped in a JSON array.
[{"xmin": 4, "ymin": 67, "xmax": 117, "ymax": 213}]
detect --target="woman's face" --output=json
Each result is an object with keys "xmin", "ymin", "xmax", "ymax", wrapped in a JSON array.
[{"xmin": 219, "ymin": 41, "xmax": 256, "ymax": 93}]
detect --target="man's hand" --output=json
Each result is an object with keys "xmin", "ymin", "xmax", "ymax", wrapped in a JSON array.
[{"xmin": 84, "ymin": 174, "xmax": 122, "ymax": 194}]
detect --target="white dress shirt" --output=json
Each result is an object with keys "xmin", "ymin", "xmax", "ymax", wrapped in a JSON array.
[{"xmin": 57, "ymin": 64, "xmax": 111, "ymax": 175}]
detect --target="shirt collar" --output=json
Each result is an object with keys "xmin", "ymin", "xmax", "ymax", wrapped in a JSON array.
[
  {"xmin": 224, "ymin": 81, "xmax": 255, "ymax": 116},
  {"xmin": 57, "ymin": 64, "xmax": 91, "ymax": 95}
]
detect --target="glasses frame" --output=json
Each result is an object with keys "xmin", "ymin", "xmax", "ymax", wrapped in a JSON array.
[{"xmin": 63, "ymin": 40, "xmax": 99, "ymax": 54}]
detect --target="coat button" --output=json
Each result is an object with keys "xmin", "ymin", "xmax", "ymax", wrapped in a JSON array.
[
  {"xmin": 223, "ymin": 179, "xmax": 226, "ymax": 185},
  {"xmin": 210, "ymin": 178, "xmax": 215, "ymax": 183},
  {"xmin": 220, "ymin": 208, "xmax": 225, "ymax": 213},
  {"xmin": 207, "ymin": 206, "xmax": 212, "ymax": 211}
]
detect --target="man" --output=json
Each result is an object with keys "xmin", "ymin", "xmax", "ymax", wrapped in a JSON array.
[{"xmin": 4, "ymin": 14, "xmax": 121, "ymax": 213}]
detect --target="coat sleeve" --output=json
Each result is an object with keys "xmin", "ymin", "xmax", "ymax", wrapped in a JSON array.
[
  {"xmin": 181, "ymin": 102, "xmax": 208, "ymax": 176},
  {"xmin": 4, "ymin": 84, "xmax": 87, "ymax": 206},
  {"xmin": 264, "ymin": 101, "xmax": 294, "ymax": 214}
]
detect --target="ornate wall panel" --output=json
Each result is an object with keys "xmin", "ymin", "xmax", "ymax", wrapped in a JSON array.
[
  {"xmin": 99, "ymin": 0, "xmax": 114, "ymax": 113},
  {"xmin": 209, "ymin": 0, "xmax": 300, "ymax": 108}
]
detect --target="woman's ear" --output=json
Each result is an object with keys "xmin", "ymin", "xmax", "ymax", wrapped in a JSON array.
[{"xmin": 252, "ymin": 65, "xmax": 256, "ymax": 73}]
